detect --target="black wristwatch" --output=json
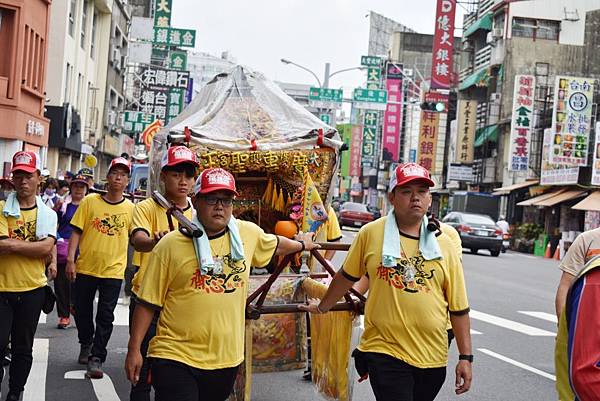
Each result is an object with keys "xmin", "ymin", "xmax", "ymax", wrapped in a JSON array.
[
  {"xmin": 459, "ymin": 354, "xmax": 474, "ymax": 363},
  {"xmin": 297, "ymin": 240, "xmax": 305, "ymax": 252}
]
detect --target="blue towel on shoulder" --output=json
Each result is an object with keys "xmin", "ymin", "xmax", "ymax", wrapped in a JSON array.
[
  {"xmin": 381, "ymin": 209, "xmax": 442, "ymax": 267},
  {"xmin": 191, "ymin": 215, "xmax": 245, "ymax": 275},
  {"xmin": 3, "ymin": 192, "xmax": 57, "ymax": 240}
]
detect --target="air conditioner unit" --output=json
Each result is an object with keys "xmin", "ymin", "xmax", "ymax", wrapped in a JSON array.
[
  {"xmin": 113, "ymin": 57, "xmax": 121, "ymax": 70},
  {"xmin": 492, "ymin": 28, "xmax": 504, "ymax": 39},
  {"xmin": 111, "ymin": 47, "xmax": 121, "ymax": 65},
  {"xmin": 107, "ymin": 110, "xmax": 117, "ymax": 127},
  {"xmin": 490, "ymin": 92, "xmax": 502, "ymax": 102}
]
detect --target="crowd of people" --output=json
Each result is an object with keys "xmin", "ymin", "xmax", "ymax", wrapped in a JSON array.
[{"xmin": 0, "ymin": 147, "xmax": 476, "ymax": 401}]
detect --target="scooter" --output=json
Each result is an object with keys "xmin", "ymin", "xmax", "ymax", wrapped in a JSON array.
[{"xmin": 502, "ymin": 233, "xmax": 511, "ymax": 253}]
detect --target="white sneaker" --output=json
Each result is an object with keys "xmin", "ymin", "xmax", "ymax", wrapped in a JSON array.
[{"xmin": 122, "ymin": 295, "xmax": 131, "ymax": 306}]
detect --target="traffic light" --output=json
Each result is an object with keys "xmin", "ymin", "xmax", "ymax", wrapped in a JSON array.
[{"xmin": 420, "ymin": 101, "xmax": 446, "ymax": 112}]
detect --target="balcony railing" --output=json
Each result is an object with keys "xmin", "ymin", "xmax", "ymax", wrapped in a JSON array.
[
  {"xmin": 463, "ymin": 12, "xmax": 477, "ymax": 33},
  {"xmin": 459, "ymin": 66, "xmax": 474, "ymax": 84},
  {"xmin": 474, "ymin": 45, "xmax": 492, "ymax": 70},
  {"xmin": 477, "ymin": 0, "xmax": 497, "ymax": 18}
]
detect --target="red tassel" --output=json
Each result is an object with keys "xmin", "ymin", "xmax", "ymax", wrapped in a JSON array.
[
  {"xmin": 250, "ymin": 139, "xmax": 257, "ymax": 151},
  {"xmin": 184, "ymin": 126, "xmax": 191, "ymax": 143},
  {"xmin": 317, "ymin": 128, "xmax": 324, "ymax": 146}
]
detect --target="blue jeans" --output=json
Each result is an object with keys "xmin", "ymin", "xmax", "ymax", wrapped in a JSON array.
[{"xmin": 74, "ymin": 274, "xmax": 122, "ymax": 362}]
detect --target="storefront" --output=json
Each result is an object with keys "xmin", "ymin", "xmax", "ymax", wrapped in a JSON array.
[{"xmin": 46, "ymin": 104, "xmax": 83, "ymax": 177}]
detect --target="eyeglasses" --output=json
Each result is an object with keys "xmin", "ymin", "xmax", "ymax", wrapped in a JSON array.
[{"xmin": 202, "ymin": 196, "xmax": 234, "ymax": 206}]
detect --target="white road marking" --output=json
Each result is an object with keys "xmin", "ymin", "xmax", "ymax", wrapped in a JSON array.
[
  {"xmin": 470, "ymin": 329, "xmax": 483, "ymax": 335},
  {"xmin": 65, "ymin": 370, "xmax": 122, "ymax": 401},
  {"xmin": 38, "ymin": 313, "xmax": 46, "ymax": 324},
  {"xmin": 358, "ymin": 315, "xmax": 482, "ymax": 335},
  {"xmin": 470, "ymin": 310, "xmax": 555, "ymax": 336},
  {"xmin": 23, "ymin": 338, "xmax": 48, "ymax": 401},
  {"xmin": 518, "ymin": 311, "xmax": 558, "ymax": 324},
  {"xmin": 478, "ymin": 348, "xmax": 556, "ymax": 381}
]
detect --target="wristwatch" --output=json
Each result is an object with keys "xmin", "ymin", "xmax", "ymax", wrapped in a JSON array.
[{"xmin": 459, "ymin": 354, "xmax": 474, "ymax": 363}]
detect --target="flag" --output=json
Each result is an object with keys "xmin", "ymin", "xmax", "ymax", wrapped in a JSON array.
[
  {"xmin": 141, "ymin": 119, "xmax": 162, "ymax": 151},
  {"xmin": 301, "ymin": 168, "xmax": 328, "ymax": 234}
]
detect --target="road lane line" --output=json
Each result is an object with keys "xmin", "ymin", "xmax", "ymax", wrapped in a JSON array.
[
  {"xmin": 65, "ymin": 370, "xmax": 122, "ymax": 401},
  {"xmin": 23, "ymin": 338, "xmax": 48, "ymax": 401},
  {"xmin": 470, "ymin": 329, "xmax": 482, "ymax": 335},
  {"xmin": 478, "ymin": 348, "xmax": 556, "ymax": 381},
  {"xmin": 518, "ymin": 311, "xmax": 558, "ymax": 324},
  {"xmin": 358, "ymin": 316, "xmax": 482, "ymax": 335},
  {"xmin": 38, "ymin": 313, "xmax": 46, "ymax": 324},
  {"xmin": 470, "ymin": 310, "xmax": 555, "ymax": 336}
]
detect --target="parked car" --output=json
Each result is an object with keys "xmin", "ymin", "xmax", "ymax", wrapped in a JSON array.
[
  {"xmin": 339, "ymin": 202, "xmax": 374, "ymax": 228},
  {"xmin": 442, "ymin": 211, "xmax": 503, "ymax": 256},
  {"xmin": 367, "ymin": 205, "xmax": 382, "ymax": 220}
]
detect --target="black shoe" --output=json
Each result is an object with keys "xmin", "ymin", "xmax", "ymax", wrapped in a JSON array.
[
  {"xmin": 302, "ymin": 367, "xmax": 312, "ymax": 381},
  {"xmin": 78, "ymin": 344, "xmax": 92, "ymax": 365},
  {"xmin": 86, "ymin": 357, "xmax": 103, "ymax": 379}
]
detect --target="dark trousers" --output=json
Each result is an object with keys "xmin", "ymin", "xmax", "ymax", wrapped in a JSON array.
[
  {"xmin": 364, "ymin": 352, "xmax": 446, "ymax": 401},
  {"xmin": 0, "ymin": 287, "xmax": 45, "ymax": 395},
  {"xmin": 151, "ymin": 358, "xmax": 239, "ymax": 401},
  {"xmin": 74, "ymin": 273, "xmax": 122, "ymax": 362},
  {"xmin": 128, "ymin": 296, "xmax": 159, "ymax": 401},
  {"xmin": 55, "ymin": 262, "xmax": 74, "ymax": 318}
]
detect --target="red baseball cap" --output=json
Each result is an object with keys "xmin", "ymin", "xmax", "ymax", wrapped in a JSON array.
[
  {"xmin": 194, "ymin": 168, "xmax": 239, "ymax": 196},
  {"xmin": 11, "ymin": 151, "xmax": 41, "ymax": 173},
  {"xmin": 109, "ymin": 157, "xmax": 131, "ymax": 174},
  {"xmin": 389, "ymin": 163, "xmax": 435, "ymax": 192},
  {"xmin": 160, "ymin": 146, "xmax": 199, "ymax": 170}
]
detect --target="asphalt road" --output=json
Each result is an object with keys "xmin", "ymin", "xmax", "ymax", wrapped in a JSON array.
[{"xmin": 1, "ymin": 228, "xmax": 561, "ymax": 401}]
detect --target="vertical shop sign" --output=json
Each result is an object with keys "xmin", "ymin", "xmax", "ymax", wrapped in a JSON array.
[
  {"xmin": 417, "ymin": 111, "xmax": 439, "ymax": 171},
  {"xmin": 592, "ymin": 122, "xmax": 600, "ymax": 185},
  {"xmin": 382, "ymin": 63, "xmax": 403, "ymax": 161},
  {"xmin": 456, "ymin": 100, "xmax": 477, "ymax": 163},
  {"xmin": 508, "ymin": 75, "xmax": 535, "ymax": 171},
  {"xmin": 551, "ymin": 76, "xmax": 594, "ymax": 166},
  {"xmin": 349, "ymin": 125, "xmax": 363, "ymax": 177},
  {"xmin": 361, "ymin": 111, "xmax": 378, "ymax": 166},
  {"xmin": 154, "ymin": 0, "xmax": 172, "ymax": 27},
  {"xmin": 430, "ymin": 0, "xmax": 456, "ymax": 89},
  {"xmin": 540, "ymin": 128, "xmax": 579, "ymax": 185}
]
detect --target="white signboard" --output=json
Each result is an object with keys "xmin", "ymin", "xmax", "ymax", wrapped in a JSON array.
[
  {"xmin": 128, "ymin": 42, "xmax": 152, "ymax": 65},
  {"xmin": 592, "ymin": 122, "xmax": 600, "ymax": 186},
  {"xmin": 448, "ymin": 163, "xmax": 474, "ymax": 182},
  {"xmin": 129, "ymin": 17, "xmax": 154, "ymax": 41},
  {"xmin": 508, "ymin": 75, "xmax": 535, "ymax": 171}
]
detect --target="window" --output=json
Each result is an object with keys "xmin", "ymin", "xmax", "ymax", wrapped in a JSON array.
[
  {"xmin": 64, "ymin": 63, "xmax": 71, "ymax": 103},
  {"xmin": 80, "ymin": 1, "xmax": 88, "ymax": 49},
  {"xmin": 512, "ymin": 17, "xmax": 560, "ymax": 41},
  {"xmin": 68, "ymin": 0, "xmax": 76, "ymax": 37},
  {"xmin": 0, "ymin": 7, "xmax": 15, "ymax": 80},
  {"xmin": 76, "ymin": 73, "xmax": 83, "ymax": 111},
  {"xmin": 90, "ymin": 10, "xmax": 97, "ymax": 58}
]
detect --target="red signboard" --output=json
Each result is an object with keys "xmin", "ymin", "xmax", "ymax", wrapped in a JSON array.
[
  {"xmin": 349, "ymin": 125, "xmax": 363, "ymax": 177},
  {"xmin": 382, "ymin": 64, "xmax": 403, "ymax": 161},
  {"xmin": 430, "ymin": 0, "xmax": 456, "ymax": 89}
]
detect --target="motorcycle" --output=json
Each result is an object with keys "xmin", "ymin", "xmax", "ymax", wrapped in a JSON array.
[{"xmin": 502, "ymin": 232, "xmax": 511, "ymax": 253}]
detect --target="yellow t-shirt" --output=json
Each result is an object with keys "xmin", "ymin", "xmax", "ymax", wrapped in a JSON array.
[
  {"xmin": 136, "ymin": 220, "xmax": 278, "ymax": 370},
  {"xmin": 325, "ymin": 206, "xmax": 342, "ymax": 242},
  {"xmin": 343, "ymin": 218, "xmax": 469, "ymax": 368},
  {"xmin": 130, "ymin": 198, "xmax": 194, "ymax": 293},
  {"xmin": 70, "ymin": 193, "xmax": 134, "ymax": 279},
  {"xmin": 0, "ymin": 203, "xmax": 49, "ymax": 291}
]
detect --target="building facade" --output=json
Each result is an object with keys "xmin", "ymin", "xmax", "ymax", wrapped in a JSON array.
[
  {"xmin": 45, "ymin": 0, "xmax": 114, "ymax": 179},
  {"xmin": 0, "ymin": 0, "xmax": 52, "ymax": 175}
]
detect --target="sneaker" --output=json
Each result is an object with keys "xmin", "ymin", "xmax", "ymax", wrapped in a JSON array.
[
  {"xmin": 57, "ymin": 317, "xmax": 70, "ymax": 329},
  {"xmin": 78, "ymin": 344, "xmax": 92, "ymax": 365},
  {"xmin": 121, "ymin": 295, "xmax": 130, "ymax": 306},
  {"xmin": 86, "ymin": 357, "xmax": 103, "ymax": 379}
]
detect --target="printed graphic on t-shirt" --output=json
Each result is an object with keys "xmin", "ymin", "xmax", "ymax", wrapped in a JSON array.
[
  {"xmin": 190, "ymin": 253, "xmax": 247, "ymax": 294},
  {"xmin": 376, "ymin": 252, "xmax": 434, "ymax": 293},
  {"xmin": 91, "ymin": 213, "xmax": 128, "ymax": 236},
  {"xmin": 10, "ymin": 220, "xmax": 36, "ymax": 241}
]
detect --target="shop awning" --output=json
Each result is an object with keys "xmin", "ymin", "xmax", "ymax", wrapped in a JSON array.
[
  {"xmin": 459, "ymin": 67, "xmax": 490, "ymax": 91},
  {"xmin": 474, "ymin": 124, "xmax": 498, "ymax": 147},
  {"xmin": 463, "ymin": 13, "xmax": 493, "ymax": 38},
  {"xmin": 573, "ymin": 191, "xmax": 600, "ymax": 211},
  {"xmin": 535, "ymin": 190, "xmax": 586, "ymax": 207},
  {"xmin": 492, "ymin": 180, "xmax": 539, "ymax": 195},
  {"xmin": 517, "ymin": 189, "xmax": 568, "ymax": 206}
]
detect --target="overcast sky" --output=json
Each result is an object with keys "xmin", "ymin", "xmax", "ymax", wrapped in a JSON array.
[{"xmin": 171, "ymin": 1, "xmax": 466, "ymax": 91}]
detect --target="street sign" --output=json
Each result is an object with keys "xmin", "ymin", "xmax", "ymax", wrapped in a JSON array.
[
  {"xmin": 153, "ymin": 27, "xmax": 196, "ymax": 47},
  {"xmin": 319, "ymin": 114, "xmax": 331, "ymax": 125},
  {"xmin": 367, "ymin": 67, "xmax": 381, "ymax": 89},
  {"xmin": 308, "ymin": 87, "xmax": 343, "ymax": 103},
  {"xmin": 361, "ymin": 111, "xmax": 379, "ymax": 166},
  {"xmin": 361, "ymin": 55, "xmax": 382, "ymax": 67},
  {"xmin": 353, "ymin": 88, "xmax": 388, "ymax": 111},
  {"xmin": 140, "ymin": 66, "xmax": 190, "ymax": 90},
  {"xmin": 154, "ymin": 0, "xmax": 172, "ymax": 27}
]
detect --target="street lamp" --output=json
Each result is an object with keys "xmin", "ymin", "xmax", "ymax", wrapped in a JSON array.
[
  {"xmin": 280, "ymin": 58, "xmax": 366, "ymax": 89},
  {"xmin": 280, "ymin": 58, "xmax": 322, "ymax": 88}
]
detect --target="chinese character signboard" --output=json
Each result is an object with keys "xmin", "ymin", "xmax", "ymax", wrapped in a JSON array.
[
  {"xmin": 367, "ymin": 67, "xmax": 381, "ymax": 89},
  {"xmin": 168, "ymin": 51, "xmax": 187, "ymax": 70},
  {"xmin": 319, "ymin": 114, "xmax": 331, "ymax": 125},
  {"xmin": 154, "ymin": 0, "xmax": 172, "ymax": 27},
  {"xmin": 361, "ymin": 56, "xmax": 381, "ymax": 67},
  {"xmin": 540, "ymin": 128, "xmax": 579, "ymax": 185},
  {"xmin": 382, "ymin": 63, "xmax": 403, "ymax": 161},
  {"xmin": 140, "ymin": 66, "xmax": 190, "ymax": 90},
  {"xmin": 353, "ymin": 88, "xmax": 388, "ymax": 111},
  {"xmin": 508, "ymin": 75, "xmax": 535, "ymax": 171},
  {"xmin": 124, "ymin": 111, "xmax": 155, "ymax": 132},
  {"xmin": 167, "ymin": 89, "xmax": 184, "ymax": 122},
  {"xmin": 308, "ymin": 87, "xmax": 343, "ymax": 109},
  {"xmin": 456, "ymin": 100, "xmax": 477, "ymax": 163},
  {"xmin": 430, "ymin": 0, "xmax": 456, "ymax": 89},
  {"xmin": 362, "ymin": 111, "xmax": 378, "ymax": 166},
  {"xmin": 592, "ymin": 122, "xmax": 600, "ymax": 185},
  {"xmin": 417, "ymin": 111, "xmax": 439, "ymax": 171},
  {"xmin": 349, "ymin": 125, "xmax": 363, "ymax": 176},
  {"xmin": 153, "ymin": 27, "xmax": 196, "ymax": 48},
  {"xmin": 448, "ymin": 163, "xmax": 474, "ymax": 182},
  {"xmin": 140, "ymin": 87, "xmax": 169, "ymax": 122},
  {"xmin": 550, "ymin": 76, "xmax": 594, "ymax": 166}
]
